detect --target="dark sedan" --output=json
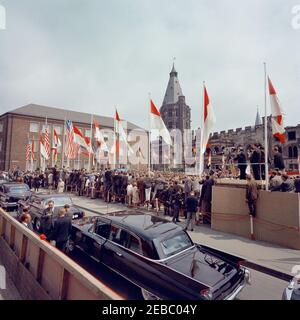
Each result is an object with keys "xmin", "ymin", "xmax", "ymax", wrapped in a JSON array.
[
  {"xmin": 18, "ymin": 193, "xmax": 85, "ymax": 232},
  {"xmin": 69, "ymin": 212, "xmax": 251, "ymax": 300},
  {"xmin": 0, "ymin": 183, "xmax": 32, "ymax": 212}
]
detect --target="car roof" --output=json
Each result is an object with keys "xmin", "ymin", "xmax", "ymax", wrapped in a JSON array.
[{"xmin": 104, "ymin": 212, "xmax": 182, "ymax": 241}]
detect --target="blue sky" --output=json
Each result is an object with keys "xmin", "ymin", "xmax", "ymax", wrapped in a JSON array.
[{"xmin": 0, "ymin": 0, "xmax": 299, "ymax": 131}]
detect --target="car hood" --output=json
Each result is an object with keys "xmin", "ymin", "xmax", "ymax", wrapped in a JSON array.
[{"xmin": 164, "ymin": 246, "xmax": 238, "ymax": 288}]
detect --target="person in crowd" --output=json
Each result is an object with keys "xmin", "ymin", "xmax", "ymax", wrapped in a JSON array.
[
  {"xmin": 199, "ymin": 174, "xmax": 215, "ymax": 225},
  {"xmin": 273, "ymin": 147, "xmax": 285, "ymax": 171},
  {"xmin": 234, "ymin": 147, "xmax": 247, "ymax": 180},
  {"xmin": 249, "ymin": 144, "xmax": 261, "ymax": 180},
  {"xmin": 57, "ymin": 178, "xmax": 65, "ymax": 194},
  {"xmin": 171, "ymin": 188, "xmax": 184, "ymax": 223},
  {"xmin": 132, "ymin": 183, "xmax": 140, "ymax": 208},
  {"xmin": 20, "ymin": 210, "xmax": 33, "ymax": 231},
  {"xmin": 33, "ymin": 174, "xmax": 41, "ymax": 192},
  {"xmin": 41, "ymin": 200, "xmax": 55, "ymax": 240},
  {"xmin": 126, "ymin": 181, "xmax": 133, "ymax": 207},
  {"xmin": 295, "ymin": 177, "xmax": 300, "ymax": 193},
  {"xmin": 245, "ymin": 174, "xmax": 258, "ymax": 217},
  {"xmin": 184, "ymin": 191, "xmax": 199, "ymax": 232},
  {"xmin": 50, "ymin": 208, "xmax": 72, "ymax": 253},
  {"xmin": 269, "ymin": 170, "xmax": 283, "ymax": 192},
  {"xmin": 281, "ymin": 174, "xmax": 295, "ymax": 192}
]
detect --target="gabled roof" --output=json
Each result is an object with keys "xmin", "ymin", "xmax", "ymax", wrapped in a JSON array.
[
  {"xmin": 6, "ymin": 104, "xmax": 141, "ymax": 130},
  {"xmin": 162, "ymin": 64, "xmax": 183, "ymax": 106}
]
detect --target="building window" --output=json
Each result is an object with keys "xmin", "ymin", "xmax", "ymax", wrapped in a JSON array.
[
  {"xmin": 42, "ymin": 124, "xmax": 50, "ymax": 133},
  {"xmin": 53, "ymin": 125, "xmax": 62, "ymax": 135},
  {"xmin": 288, "ymin": 146, "xmax": 298, "ymax": 159},
  {"xmin": 30, "ymin": 122, "xmax": 39, "ymax": 133},
  {"xmin": 175, "ymin": 110, "xmax": 179, "ymax": 117},
  {"xmin": 168, "ymin": 122, "xmax": 173, "ymax": 128},
  {"xmin": 168, "ymin": 110, "xmax": 173, "ymax": 117},
  {"xmin": 288, "ymin": 131, "xmax": 296, "ymax": 141},
  {"xmin": 0, "ymin": 123, "xmax": 3, "ymax": 132}
]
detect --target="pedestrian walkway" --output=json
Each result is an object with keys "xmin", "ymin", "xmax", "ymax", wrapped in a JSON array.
[
  {"xmin": 72, "ymin": 195, "xmax": 300, "ymax": 277},
  {"xmin": 0, "ymin": 256, "xmax": 21, "ymax": 300}
]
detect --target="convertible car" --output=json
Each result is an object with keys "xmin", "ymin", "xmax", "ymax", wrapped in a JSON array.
[
  {"xmin": 0, "ymin": 182, "xmax": 32, "ymax": 211},
  {"xmin": 69, "ymin": 212, "xmax": 251, "ymax": 300},
  {"xmin": 18, "ymin": 193, "xmax": 85, "ymax": 231}
]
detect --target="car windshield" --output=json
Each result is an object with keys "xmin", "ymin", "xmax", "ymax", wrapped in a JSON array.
[
  {"xmin": 44, "ymin": 197, "xmax": 73, "ymax": 207},
  {"xmin": 6, "ymin": 185, "xmax": 29, "ymax": 193},
  {"xmin": 157, "ymin": 232, "xmax": 193, "ymax": 259}
]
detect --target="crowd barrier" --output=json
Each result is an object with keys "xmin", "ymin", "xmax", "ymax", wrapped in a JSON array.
[
  {"xmin": 212, "ymin": 185, "xmax": 300, "ymax": 250},
  {"xmin": 0, "ymin": 208, "xmax": 122, "ymax": 300}
]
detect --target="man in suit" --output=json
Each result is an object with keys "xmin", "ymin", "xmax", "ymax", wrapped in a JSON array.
[
  {"xmin": 199, "ymin": 174, "xmax": 215, "ymax": 225},
  {"xmin": 245, "ymin": 174, "xmax": 259, "ymax": 217},
  {"xmin": 51, "ymin": 208, "xmax": 72, "ymax": 253},
  {"xmin": 234, "ymin": 148, "xmax": 247, "ymax": 180},
  {"xmin": 184, "ymin": 191, "xmax": 199, "ymax": 232},
  {"xmin": 273, "ymin": 147, "xmax": 285, "ymax": 171},
  {"xmin": 41, "ymin": 200, "xmax": 55, "ymax": 240}
]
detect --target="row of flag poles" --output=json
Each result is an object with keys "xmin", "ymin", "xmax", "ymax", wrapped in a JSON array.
[{"xmin": 26, "ymin": 63, "xmax": 286, "ymax": 182}]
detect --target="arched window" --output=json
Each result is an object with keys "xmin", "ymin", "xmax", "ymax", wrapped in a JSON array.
[{"xmin": 289, "ymin": 147, "xmax": 293, "ymax": 158}]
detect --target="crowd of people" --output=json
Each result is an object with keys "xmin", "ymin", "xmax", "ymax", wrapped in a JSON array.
[{"xmin": 1, "ymin": 144, "xmax": 299, "ymax": 235}]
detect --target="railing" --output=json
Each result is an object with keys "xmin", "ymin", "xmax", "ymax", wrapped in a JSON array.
[{"xmin": 0, "ymin": 208, "xmax": 123, "ymax": 300}]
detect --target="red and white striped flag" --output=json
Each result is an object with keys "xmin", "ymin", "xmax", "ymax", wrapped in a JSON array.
[
  {"xmin": 43, "ymin": 127, "xmax": 51, "ymax": 159},
  {"xmin": 65, "ymin": 120, "xmax": 76, "ymax": 159},
  {"xmin": 115, "ymin": 109, "xmax": 134, "ymax": 156},
  {"xmin": 268, "ymin": 77, "xmax": 285, "ymax": 144},
  {"xmin": 52, "ymin": 129, "xmax": 61, "ymax": 163},
  {"xmin": 25, "ymin": 138, "xmax": 31, "ymax": 161},
  {"xmin": 200, "ymin": 85, "xmax": 216, "ymax": 155}
]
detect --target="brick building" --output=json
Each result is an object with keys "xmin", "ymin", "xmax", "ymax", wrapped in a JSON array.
[{"xmin": 0, "ymin": 104, "xmax": 141, "ymax": 171}]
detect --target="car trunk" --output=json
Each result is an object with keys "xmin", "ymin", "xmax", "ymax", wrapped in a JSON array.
[{"xmin": 164, "ymin": 246, "xmax": 243, "ymax": 299}]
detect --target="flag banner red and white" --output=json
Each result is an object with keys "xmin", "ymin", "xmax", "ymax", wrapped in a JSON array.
[
  {"xmin": 150, "ymin": 99, "xmax": 172, "ymax": 145},
  {"xmin": 40, "ymin": 135, "xmax": 50, "ymax": 160},
  {"xmin": 65, "ymin": 120, "xmax": 76, "ymax": 160},
  {"xmin": 94, "ymin": 120, "xmax": 109, "ymax": 152},
  {"xmin": 73, "ymin": 125, "xmax": 93, "ymax": 153},
  {"xmin": 52, "ymin": 129, "xmax": 62, "ymax": 163},
  {"xmin": 115, "ymin": 110, "xmax": 134, "ymax": 156},
  {"xmin": 25, "ymin": 138, "xmax": 31, "ymax": 161},
  {"xmin": 268, "ymin": 77, "xmax": 285, "ymax": 144},
  {"xmin": 43, "ymin": 127, "xmax": 51, "ymax": 160},
  {"xmin": 31, "ymin": 137, "xmax": 35, "ymax": 161},
  {"xmin": 200, "ymin": 86, "xmax": 216, "ymax": 155}
]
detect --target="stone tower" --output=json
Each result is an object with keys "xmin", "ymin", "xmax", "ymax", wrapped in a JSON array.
[{"xmin": 160, "ymin": 64, "xmax": 191, "ymax": 131}]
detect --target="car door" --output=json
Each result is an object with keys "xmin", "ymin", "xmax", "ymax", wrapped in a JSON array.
[{"xmin": 101, "ymin": 224, "xmax": 143, "ymax": 276}]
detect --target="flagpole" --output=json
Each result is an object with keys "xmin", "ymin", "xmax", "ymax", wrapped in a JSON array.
[
  {"xmin": 88, "ymin": 114, "xmax": 93, "ymax": 172},
  {"xmin": 264, "ymin": 62, "xmax": 269, "ymax": 191},
  {"xmin": 62, "ymin": 118, "xmax": 66, "ymax": 169},
  {"xmin": 148, "ymin": 93, "xmax": 153, "ymax": 175},
  {"xmin": 199, "ymin": 81, "xmax": 205, "ymax": 177}
]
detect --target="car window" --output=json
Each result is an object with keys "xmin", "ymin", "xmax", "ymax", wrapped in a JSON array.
[
  {"xmin": 157, "ymin": 232, "xmax": 193, "ymax": 259},
  {"xmin": 109, "ymin": 225, "xmax": 141, "ymax": 254},
  {"xmin": 95, "ymin": 223, "xmax": 111, "ymax": 239}
]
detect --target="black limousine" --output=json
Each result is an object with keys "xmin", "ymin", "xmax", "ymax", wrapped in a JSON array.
[
  {"xmin": 18, "ymin": 193, "xmax": 85, "ymax": 231},
  {"xmin": 69, "ymin": 212, "xmax": 251, "ymax": 300},
  {"xmin": 0, "ymin": 182, "xmax": 32, "ymax": 211}
]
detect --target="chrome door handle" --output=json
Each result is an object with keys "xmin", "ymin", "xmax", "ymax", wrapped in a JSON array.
[{"xmin": 116, "ymin": 252, "xmax": 123, "ymax": 257}]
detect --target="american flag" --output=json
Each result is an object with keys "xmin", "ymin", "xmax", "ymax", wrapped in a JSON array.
[
  {"xmin": 43, "ymin": 127, "xmax": 51, "ymax": 159},
  {"xmin": 25, "ymin": 138, "xmax": 31, "ymax": 161},
  {"xmin": 65, "ymin": 120, "xmax": 76, "ymax": 159}
]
